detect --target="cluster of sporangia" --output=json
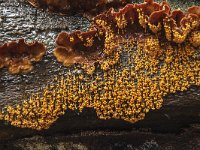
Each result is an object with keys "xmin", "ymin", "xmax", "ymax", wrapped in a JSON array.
[{"xmin": 0, "ymin": 0, "xmax": 199, "ymax": 130}]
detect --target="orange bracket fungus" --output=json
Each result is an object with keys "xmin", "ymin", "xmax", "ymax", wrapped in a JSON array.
[
  {"xmin": 54, "ymin": 0, "xmax": 200, "ymax": 72},
  {"xmin": 0, "ymin": 39, "xmax": 46, "ymax": 74},
  {"xmin": 0, "ymin": 0, "xmax": 199, "ymax": 130},
  {"xmin": 28, "ymin": 0, "xmax": 131, "ymax": 14}
]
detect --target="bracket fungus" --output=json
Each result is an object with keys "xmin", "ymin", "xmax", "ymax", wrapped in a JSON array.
[
  {"xmin": 0, "ymin": 39, "xmax": 46, "ymax": 74},
  {"xmin": 28, "ymin": 0, "xmax": 131, "ymax": 14},
  {"xmin": 54, "ymin": 0, "xmax": 200, "ymax": 72},
  {"xmin": 0, "ymin": 0, "xmax": 199, "ymax": 130}
]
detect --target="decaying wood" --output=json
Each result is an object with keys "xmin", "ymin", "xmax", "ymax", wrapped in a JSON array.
[{"xmin": 0, "ymin": 1, "xmax": 199, "ymax": 149}]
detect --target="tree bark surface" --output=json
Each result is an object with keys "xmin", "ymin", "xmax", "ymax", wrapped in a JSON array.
[{"xmin": 0, "ymin": 0, "xmax": 199, "ymax": 149}]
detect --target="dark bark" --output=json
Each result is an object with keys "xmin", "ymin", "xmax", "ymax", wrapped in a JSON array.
[
  {"xmin": 0, "ymin": 0, "xmax": 199, "ymax": 149},
  {"xmin": 0, "ymin": 86, "xmax": 199, "ymax": 141}
]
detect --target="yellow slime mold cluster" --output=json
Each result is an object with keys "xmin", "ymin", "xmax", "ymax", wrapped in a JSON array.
[
  {"xmin": 0, "ymin": 0, "xmax": 199, "ymax": 130},
  {"xmin": 0, "ymin": 33, "xmax": 199, "ymax": 130}
]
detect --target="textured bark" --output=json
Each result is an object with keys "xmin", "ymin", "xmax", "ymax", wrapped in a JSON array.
[
  {"xmin": 1, "ymin": 127, "xmax": 200, "ymax": 150},
  {"xmin": 27, "ymin": 0, "xmax": 131, "ymax": 14},
  {"xmin": 0, "ymin": 0, "xmax": 199, "ymax": 149},
  {"xmin": 0, "ymin": 86, "xmax": 199, "ymax": 142}
]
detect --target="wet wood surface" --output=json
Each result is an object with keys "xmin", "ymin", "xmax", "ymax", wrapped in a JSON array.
[{"xmin": 0, "ymin": 0, "xmax": 199, "ymax": 149}]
